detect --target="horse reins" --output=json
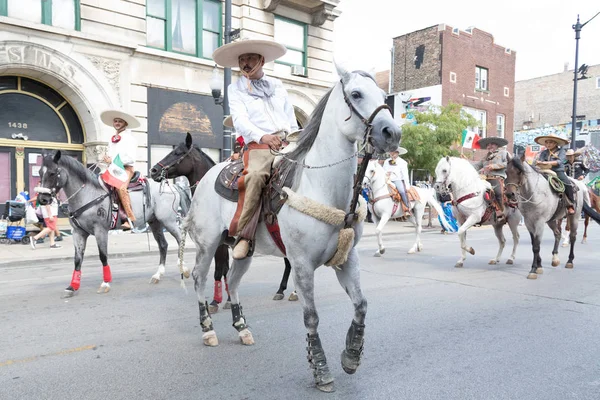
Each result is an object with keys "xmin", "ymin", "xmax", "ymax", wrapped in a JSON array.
[{"xmin": 157, "ymin": 146, "xmax": 196, "ymax": 180}]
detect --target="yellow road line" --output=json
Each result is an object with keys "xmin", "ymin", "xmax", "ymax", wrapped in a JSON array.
[{"xmin": 0, "ymin": 344, "xmax": 96, "ymax": 367}]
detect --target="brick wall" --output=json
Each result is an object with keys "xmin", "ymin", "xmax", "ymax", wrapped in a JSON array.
[{"xmin": 391, "ymin": 25, "xmax": 441, "ymax": 93}]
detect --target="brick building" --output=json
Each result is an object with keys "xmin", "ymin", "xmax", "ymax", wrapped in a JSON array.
[
  {"xmin": 389, "ymin": 24, "xmax": 516, "ymax": 151},
  {"xmin": 0, "ymin": 0, "xmax": 341, "ymax": 216}
]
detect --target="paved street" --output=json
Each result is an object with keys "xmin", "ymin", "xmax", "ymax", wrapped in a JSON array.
[{"xmin": 1, "ymin": 221, "xmax": 599, "ymax": 400}]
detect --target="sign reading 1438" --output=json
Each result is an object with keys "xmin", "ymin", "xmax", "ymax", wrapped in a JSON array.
[{"xmin": 8, "ymin": 122, "xmax": 28, "ymax": 129}]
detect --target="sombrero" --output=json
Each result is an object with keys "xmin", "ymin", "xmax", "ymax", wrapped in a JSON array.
[
  {"xmin": 478, "ymin": 136, "xmax": 508, "ymax": 148},
  {"xmin": 391, "ymin": 147, "xmax": 408, "ymax": 156},
  {"xmin": 565, "ymin": 148, "xmax": 582, "ymax": 156},
  {"xmin": 100, "ymin": 109, "xmax": 140, "ymax": 130},
  {"xmin": 534, "ymin": 133, "xmax": 569, "ymax": 147},
  {"xmin": 212, "ymin": 39, "xmax": 287, "ymax": 68}
]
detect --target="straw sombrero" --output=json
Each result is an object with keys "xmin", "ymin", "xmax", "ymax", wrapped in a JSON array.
[
  {"xmin": 478, "ymin": 136, "xmax": 508, "ymax": 148},
  {"xmin": 534, "ymin": 133, "xmax": 569, "ymax": 147},
  {"xmin": 391, "ymin": 147, "xmax": 408, "ymax": 156},
  {"xmin": 212, "ymin": 39, "xmax": 287, "ymax": 68},
  {"xmin": 100, "ymin": 109, "xmax": 140, "ymax": 130}
]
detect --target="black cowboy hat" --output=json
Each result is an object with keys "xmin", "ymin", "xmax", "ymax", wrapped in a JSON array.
[{"xmin": 478, "ymin": 136, "xmax": 508, "ymax": 148}]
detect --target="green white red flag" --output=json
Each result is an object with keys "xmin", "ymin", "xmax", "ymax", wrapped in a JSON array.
[
  {"xmin": 461, "ymin": 129, "xmax": 481, "ymax": 149},
  {"xmin": 102, "ymin": 154, "xmax": 128, "ymax": 188}
]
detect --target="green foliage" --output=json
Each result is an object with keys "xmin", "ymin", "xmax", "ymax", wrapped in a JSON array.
[{"xmin": 400, "ymin": 102, "xmax": 479, "ymax": 174}]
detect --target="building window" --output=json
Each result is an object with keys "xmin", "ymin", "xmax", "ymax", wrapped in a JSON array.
[
  {"xmin": 475, "ymin": 66, "xmax": 488, "ymax": 91},
  {"xmin": 1, "ymin": 0, "xmax": 81, "ymax": 30},
  {"xmin": 504, "ymin": 87, "xmax": 509, "ymax": 97},
  {"xmin": 497, "ymin": 114, "xmax": 505, "ymax": 138},
  {"xmin": 464, "ymin": 107, "xmax": 487, "ymax": 138},
  {"xmin": 274, "ymin": 16, "xmax": 307, "ymax": 67},
  {"xmin": 146, "ymin": 0, "xmax": 222, "ymax": 59},
  {"xmin": 449, "ymin": 72, "xmax": 457, "ymax": 83}
]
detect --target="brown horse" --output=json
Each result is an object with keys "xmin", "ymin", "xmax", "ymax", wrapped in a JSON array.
[{"xmin": 560, "ymin": 187, "xmax": 600, "ymax": 246}]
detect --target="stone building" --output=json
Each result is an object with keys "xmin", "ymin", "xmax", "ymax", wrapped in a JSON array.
[
  {"xmin": 0, "ymin": 0, "xmax": 340, "ymax": 215},
  {"xmin": 514, "ymin": 63, "xmax": 600, "ymax": 148},
  {"xmin": 388, "ymin": 24, "xmax": 516, "ymax": 150}
]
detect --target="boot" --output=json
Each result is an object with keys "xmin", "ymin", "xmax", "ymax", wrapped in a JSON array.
[
  {"xmin": 118, "ymin": 187, "xmax": 136, "ymax": 223},
  {"xmin": 213, "ymin": 280, "xmax": 223, "ymax": 304},
  {"xmin": 233, "ymin": 239, "xmax": 250, "ymax": 259}
]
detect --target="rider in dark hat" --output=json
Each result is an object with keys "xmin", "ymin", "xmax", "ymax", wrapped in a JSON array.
[{"xmin": 471, "ymin": 136, "xmax": 509, "ymax": 221}]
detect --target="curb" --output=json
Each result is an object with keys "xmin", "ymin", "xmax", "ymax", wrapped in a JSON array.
[{"xmin": 0, "ymin": 228, "xmax": 432, "ymax": 267}]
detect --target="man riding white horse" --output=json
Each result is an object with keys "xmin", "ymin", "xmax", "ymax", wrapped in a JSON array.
[
  {"xmin": 213, "ymin": 39, "xmax": 298, "ymax": 260},
  {"xmin": 382, "ymin": 147, "xmax": 411, "ymax": 216},
  {"xmin": 534, "ymin": 133, "xmax": 575, "ymax": 215},
  {"xmin": 467, "ymin": 136, "xmax": 509, "ymax": 221}
]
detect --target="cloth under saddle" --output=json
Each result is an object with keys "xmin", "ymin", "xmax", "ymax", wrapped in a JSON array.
[{"xmin": 100, "ymin": 171, "xmax": 149, "ymax": 230}]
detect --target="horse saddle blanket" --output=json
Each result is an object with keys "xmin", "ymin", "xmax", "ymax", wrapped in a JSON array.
[
  {"xmin": 385, "ymin": 183, "xmax": 419, "ymax": 207},
  {"xmin": 107, "ymin": 176, "xmax": 150, "ymax": 230}
]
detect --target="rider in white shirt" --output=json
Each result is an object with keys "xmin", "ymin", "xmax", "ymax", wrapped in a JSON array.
[{"xmin": 382, "ymin": 148, "xmax": 411, "ymax": 216}]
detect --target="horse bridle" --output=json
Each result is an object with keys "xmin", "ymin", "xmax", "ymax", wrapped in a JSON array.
[{"xmin": 156, "ymin": 146, "xmax": 195, "ymax": 180}]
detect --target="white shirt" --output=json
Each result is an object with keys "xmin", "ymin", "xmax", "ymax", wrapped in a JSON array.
[
  {"xmin": 228, "ymin": 75, "xmax": 298, "ymax": 144},
  {"xmin": 383, "ymin": 157, "xmax": 411, "ymax": 189},
  {"xmin": 107, "ymin": 130, "xmax": 137, "ymax": 167},
  {"xmin": 41, "ymin": 199, "xmax": 58, "ymax": 219}
]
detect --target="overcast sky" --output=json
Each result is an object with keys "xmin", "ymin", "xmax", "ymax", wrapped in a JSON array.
[{"xmin": 333, "ymin": 0, "xmax": 600, "ymax": 82}]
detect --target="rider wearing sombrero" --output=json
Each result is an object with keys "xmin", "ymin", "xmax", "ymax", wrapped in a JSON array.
[
  {"xmin": 534, "ymin": 134, "xmax": 575, "ymax": 215},
  {"xmin": 564, "ymin": 148, "xmax": 589, "ymax": 181},
  {"xmin": 471, "ymin": 136, "xmax": 509, "ymax": 221},
  {"xmin": 383, "ymin": 147, "xmax": 411, "ymax": 216},
  {"xmin": 212, "ymin": 39, "xmax": 298, "ymax": 259},
  {"xmin": 101, "ymin": 109, "xmax": 141, "ymax": 230}
]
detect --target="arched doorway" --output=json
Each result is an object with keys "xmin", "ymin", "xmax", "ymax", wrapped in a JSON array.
[{"xmin": 0, "ymin": 75, "xmax": 85, "ymax": 217}]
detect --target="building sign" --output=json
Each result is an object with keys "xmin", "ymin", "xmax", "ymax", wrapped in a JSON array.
[
  {"xmin": 0, "ymin": 44, "xmax": 76, "ymax": 81},
  {"xmin": 147, "ymin": 88, "xmax": 222, "ymax": 148}
]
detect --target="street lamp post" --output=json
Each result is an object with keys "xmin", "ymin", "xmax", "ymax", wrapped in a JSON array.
[{"xmin": 570, "ymin": 11, "xmax": 600, "ymax": 149}]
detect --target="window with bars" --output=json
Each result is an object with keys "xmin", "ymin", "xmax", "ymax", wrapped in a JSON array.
[
  {"xmin": 475, "ymin": 66, "xmax": 488, "ymax": 91},
  {"xmin": 0, "ymin": 0, "xmax": 80, "ymax": 30},
  {"xmin": 274, "ymin": 16, "xmax": 307, "ymax": 67},
  {"xmin": 146, "ymin": 0, "xmax": 221, "ymax": 59}
]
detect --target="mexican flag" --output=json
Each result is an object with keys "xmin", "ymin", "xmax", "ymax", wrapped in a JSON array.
[
  {"xmin": 102, "ymin": 154, "xmax": 128, "ymax": 188},
  {"xmin": 461, "ymin": 129, "xmax": 481, "ymax": 149}
]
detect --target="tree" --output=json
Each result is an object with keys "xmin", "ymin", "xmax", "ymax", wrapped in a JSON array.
[{"xmin": 399, "ymin": 102, "xmax": 479, "ymax": 175}]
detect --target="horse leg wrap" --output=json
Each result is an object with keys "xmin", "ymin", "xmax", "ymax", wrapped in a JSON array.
[
  {"xmin": 230, "ymin": 303, "xmax": 248, "ymax": 332},
  {"xmin": 198, "ymin": 301, "xmax": 214, "ymax": 333},
  {"xmin": 213, "ymin": 280, "xmax": 223, "ymax": 304},
  {"xmin": 103, "ymin": 265, "xmax": 112, "ymax": 283},
  {"xmin": 341, "ymin": 320, "xmax": 365, "ymax": 374},
  {"xmin": 306, "ymin": 333, "xmax": 333, "ymax": 386},
  {"xmin": 70, "ymin": 270, "xmax": 82, "ymax": 291}
]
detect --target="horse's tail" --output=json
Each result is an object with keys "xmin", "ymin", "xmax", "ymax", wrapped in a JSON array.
[
  {"xmin": 425, "ymin": 189, "xmax": 452, "ymax": 232},
  {"xmin": 177, "ymin": 211, "xmax": 196, "ymax": 293},
  {"xmin": 582, "ymin": 202, "xmax": 600, "ymax": 225}
]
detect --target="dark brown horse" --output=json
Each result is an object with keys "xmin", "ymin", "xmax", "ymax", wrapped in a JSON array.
[{"xmin": 150, "ymin": 133, "xmax": 297, "ymax": 312}]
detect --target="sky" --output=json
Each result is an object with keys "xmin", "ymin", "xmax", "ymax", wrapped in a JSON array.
[{"xmin": 332, "ymin": 0, "xmax": 600, "ymax": 82}]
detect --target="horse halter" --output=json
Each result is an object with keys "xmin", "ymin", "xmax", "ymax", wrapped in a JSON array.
[
  {"xmin": 156, "ymin": 146, "xmax": 195, "ymax": 179},
  {"xmin": 340, "ymin": 79, "xmax": 391, "ymax": 149}
]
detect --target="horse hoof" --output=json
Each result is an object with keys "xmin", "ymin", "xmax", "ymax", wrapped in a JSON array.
[
  {"xmin": 407, "ymin": 248, "xmax": 416, "ymax": 254},
  {"xmin": 506, "ymin": 259, "xmax": 514, "ymax": 265},
  {"xmin": 373, "ymin": 251, "xmax": 382, "ymax": 257},
  {"xmin": 223, "ymin": 301, "xmax": 231, "ymax": 310},
  {"xmin": 455, "ymin": 262, "xmax": 463, "ymax": 268},
  {"xmin": 202, "ymin": 331, "xmax": 219, "ymax": 347},
  {"xmin": 489, "ymin": 259, "xmax": 498, "ymax": 265},
  {"xmin": 341, "ymin": 350, "xmax": 361, "ymax": 375},
  {"xmin": 468, "ymin": 247, "xmax": 475, "ymax": 255},
  {"xmin": 62, "ymin": 289, "xmax": 76, "ymax": 298},
  {"xmin": 379, "ymin": 248, "xmax": 385, "ymax": 255},
  {"xmin": 149, "ymin": 275, "xmax": 160, "ymax": 284},
  {"xmin": 288, "ymin": 292, "xmax": 299, "ymax": 301},
  {"xmin": 182, "ymin": 269, "xmax": 190, "ymax": 279},
  {"xmin": 97, "ymin": 282, "xmax": 110, "ymax": 294},
  {"xmin": 551, "ymin": 260, "xmax": 560, "ymax": 267},
  {"xmin": 238, "ymin": 328, "xmax": 255, "ymax": 345},
  {"xmin": 582, "ymin": 239, "xmax": 587, "ymax": 244},
  {"xmin": 527, "ymin": 273, "xmax": 538, "ymax": 280},
  {"xmin": 536, "ymin": 267, "xmax": 544, "ymax": 275},
  {"xmin": 208, "ymin": 304, "xmax": 219, "ymax": 314},
  {"xmin": 273, "ymin": 293, "xmax": 284, "ymax": 301},
  {"xmin": 565, "ymin": 263, "xmax": 574, "ymax": 269},
  {"xmin": 316, "ymin": 382, "xmax": 335, "ymax": 393}
]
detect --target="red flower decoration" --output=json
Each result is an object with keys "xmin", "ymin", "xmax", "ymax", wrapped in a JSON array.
[{"xmin": 111, "ymin": 135, "xmax": 121, "ymax": 143}]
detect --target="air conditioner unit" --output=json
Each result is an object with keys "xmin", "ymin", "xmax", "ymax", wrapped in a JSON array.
[{"xmin": 290, "ymin": 65, "xmax": 307, "ymax": 77}]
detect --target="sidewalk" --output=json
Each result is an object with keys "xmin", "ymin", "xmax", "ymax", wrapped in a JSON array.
[{"xmin": 0, "ymin": 219, "xmax": 443, "ymax": 266}]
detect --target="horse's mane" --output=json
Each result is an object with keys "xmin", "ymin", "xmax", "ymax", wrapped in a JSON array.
[
  {"xmin": 279, "ymin": 70, "xmax": 375, "ymax": 185},
  {"xmin": 446, "ymin": 156, "xmax": 490, "ymax": 191},
  {"xmin": 50, "ymin": 154, "xmax": 104, "ymax": 190},
  {"xmin": 192, "ymin": 144, "xmax": 216, "ymax": 167},
  {"xmin": 510, "ymin": 156, "xmax": 527, "ymax": 174}
]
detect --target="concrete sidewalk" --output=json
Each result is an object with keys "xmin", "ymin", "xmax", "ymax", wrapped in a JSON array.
[{"xmin": 0, "ymin": 219, "xmax": 444, "ymax": 266}]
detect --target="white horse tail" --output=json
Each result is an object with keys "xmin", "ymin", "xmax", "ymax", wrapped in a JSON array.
[
  {"xmin": 425, "ymin": 189, "xmax": 452, "ymax": 232},
  {"xmin": 177, "ymin": 212, "xmax": 195, "ymax": 293}
]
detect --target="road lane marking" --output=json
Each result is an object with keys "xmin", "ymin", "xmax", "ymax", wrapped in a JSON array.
[{"xmin": 0, "ymin": 344, "xmax": 96, "ymax": 367}]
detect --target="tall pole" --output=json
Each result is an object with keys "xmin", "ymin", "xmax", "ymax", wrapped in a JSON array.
[
  {"xmin": 570, "ymin": 15, "xmax": 581, "ymax": 150},
  {"xmin": 221, "ymin": 0, "xmax": 233, "ymax": 161}
]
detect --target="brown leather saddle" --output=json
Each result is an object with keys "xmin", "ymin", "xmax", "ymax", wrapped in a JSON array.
[
  {"xmin": 109, "ymin": 172, "xmax": 149, "ymax": 229},
  {"xmin": 384, "ymin": 183, "xmax": 420, "ymax": 211}
]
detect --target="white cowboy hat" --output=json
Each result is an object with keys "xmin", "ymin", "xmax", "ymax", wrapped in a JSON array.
[
  {"xmin": 224, "ymin": 115, "xmax": 234, "ymax": 128},
  {"xmin": 100, "ymin": 109, "xmax": 140, "ymax": 130},
  {"xmin": 212, "ymin": 39, "xmax": 287, "ymax": 68},
  {"xmin": 534, "ymin": 133, "xmax": 569, "ymax": 147},
  {"xmin": 478, "ymin": 136, "xmax": 508, "ymax": 148},
  {"xmin": 391, "ymin": 147, "xmax": 408, "ymax": 155}
]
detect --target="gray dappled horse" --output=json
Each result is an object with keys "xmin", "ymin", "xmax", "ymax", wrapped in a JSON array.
[
  {"xmin": 504, "ymin": 157, "xmax": 600, "ymax": 279},
  {"xmin": 37, "ymin": 151, "xmax": 187, "ymax": 296},
  {"xmin": 179, "ymin": 67, "xmax": 401, "ymax": 391},
  {"xmin": 149, "ymin": 133, "xmax": 297, "ymax": 313}
]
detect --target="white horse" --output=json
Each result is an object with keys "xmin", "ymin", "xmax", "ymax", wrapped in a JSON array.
[
  {"xmin": 434, "ymin": 156, "xmax": 522, "ymax": 268},
  {"xmin": 178, "ymin": 66, "xmax": 401, "ymax": 391},
  {"xmin": 363, "ymin": 160, "xmax": 450, "ymax": 255}
]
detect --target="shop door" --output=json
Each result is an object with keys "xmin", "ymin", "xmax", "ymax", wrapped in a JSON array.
[{"xmin": 0, "ymin": 147, "xmax": 17, "ymax": 218}]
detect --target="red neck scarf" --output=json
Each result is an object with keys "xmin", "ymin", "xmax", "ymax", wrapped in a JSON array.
[{"xmin": 111, "ymin": 134, "xmax": 121, "ymax": 143}]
